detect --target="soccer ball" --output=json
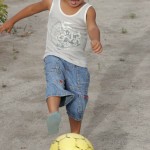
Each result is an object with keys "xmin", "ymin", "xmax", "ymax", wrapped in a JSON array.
[{"xmin": 50, "ymin": 133, "xmax": 94, "ymax": 150}]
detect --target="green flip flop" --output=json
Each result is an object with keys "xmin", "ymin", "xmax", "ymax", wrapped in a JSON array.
[{"xmin": 47, "ymin": 112, "xmax": 61, "ymax": 135}]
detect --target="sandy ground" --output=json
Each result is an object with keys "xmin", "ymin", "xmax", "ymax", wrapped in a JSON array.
[{"xmin": 0, "ymin": 0, "xmax": 150, "ymax": 150}]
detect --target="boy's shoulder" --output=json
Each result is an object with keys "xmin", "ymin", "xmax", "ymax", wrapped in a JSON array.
[{"xmin": 86, "ymin": 5, "xmax": 96, "ymax": 16}]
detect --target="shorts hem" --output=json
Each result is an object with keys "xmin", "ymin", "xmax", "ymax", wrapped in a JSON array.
[
  {"xmin": 67, "ymin": 111, "xmax": 83, "ymax": 121},
  {"xmin": 46, "ymin": 94, "xmax": 74, "ymax": 107}
]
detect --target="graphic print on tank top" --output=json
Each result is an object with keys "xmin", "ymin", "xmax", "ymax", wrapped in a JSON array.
[{"xmin": 51, "ymin": 21, "xmax": 81, "ymax": 49}]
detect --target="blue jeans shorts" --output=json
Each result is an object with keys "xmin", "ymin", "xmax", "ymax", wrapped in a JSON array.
[{"xmin": 44, "ymin": 55, "xmax": 90, "ymax": 121}]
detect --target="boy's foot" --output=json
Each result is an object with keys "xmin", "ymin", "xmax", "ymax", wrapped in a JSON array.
[{"xmin": 47, "ymin": 111, "xmax": 61, "ymax": 135}]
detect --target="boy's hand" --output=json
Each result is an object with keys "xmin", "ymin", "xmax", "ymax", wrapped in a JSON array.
[
  {"xmin": 0, "ymin": 20, "xmax": 14, "ymax": 33},
  {"xmin": 91, "ymin": 40, "xmax": 103, "ymax": 54}
]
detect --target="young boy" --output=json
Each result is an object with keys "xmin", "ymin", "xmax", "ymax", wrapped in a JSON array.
[{"xmin": 0, "ymin": 0, "xmax": 103, "ymax": 135}]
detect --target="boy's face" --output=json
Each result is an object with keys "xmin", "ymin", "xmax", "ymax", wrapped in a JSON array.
[{"xmin": 65, "ymin": 0, "xmax": 85, "ymax": 7}]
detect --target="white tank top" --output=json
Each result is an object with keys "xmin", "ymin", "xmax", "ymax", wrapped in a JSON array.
[{"xmin": 44, "ymin": 0, "xmax": 92, "ymax": 67}]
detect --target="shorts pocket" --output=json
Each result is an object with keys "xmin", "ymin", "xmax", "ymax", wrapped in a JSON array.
[{"xmin": 44, "ymin": 56, "xmax": 61, "ymax": 75}]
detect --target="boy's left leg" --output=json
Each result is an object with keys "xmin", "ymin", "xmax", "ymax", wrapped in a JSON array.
[
  {"xmin": 62, "ymin": 58, "xmax": 90, "ymax": 134},
  {"xmin": 69, "ymin": 117, "xmax": 81, "ymax": 134},
  {"xmin": 66, "ymin": 94, "xmax": 88, "ymax": 134}
]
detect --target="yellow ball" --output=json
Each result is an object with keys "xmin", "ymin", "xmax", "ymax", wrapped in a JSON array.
[{"xmin": 50, "ymin": 133, "xmax": 94, "ymax": 150}]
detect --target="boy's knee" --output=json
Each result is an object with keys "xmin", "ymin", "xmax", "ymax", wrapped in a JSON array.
[
  {"xmin": 66, "ymin": 98, "xmax": 87, "ymax": 121},
  {"xmin": 67, "ymin": 107, "xmax": 84, "ymax": 121}
]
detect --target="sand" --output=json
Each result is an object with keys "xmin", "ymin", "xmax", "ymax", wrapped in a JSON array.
[{"xmin": 0, "ymin": 0, "xmax": 150, "ymax": 149}]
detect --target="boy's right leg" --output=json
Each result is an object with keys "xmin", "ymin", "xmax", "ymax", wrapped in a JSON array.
[
  {"xmin": 47, "ymin": 96, "xmax": 60, "ymax": 113},
  {"xmin": 46, "ymin": 96, "xmax": 61, "ymax": 135}
]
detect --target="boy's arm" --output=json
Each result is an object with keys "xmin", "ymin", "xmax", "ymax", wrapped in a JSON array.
[
  {"xmin": 86, "ymin": 7, "xmax": 103, "ymax": 54},
  {"xmin": 0, "ymin": 0, "xmax": 52, "ymax": 33}
]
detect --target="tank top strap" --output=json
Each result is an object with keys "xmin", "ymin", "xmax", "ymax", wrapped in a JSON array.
[
  {"xmin": 49, "ymin": 0, "xmax": 59, "ymax": 13},
  {"xmin": 77, "ymin": 3, "xmax": 92, "ymax": 23}
]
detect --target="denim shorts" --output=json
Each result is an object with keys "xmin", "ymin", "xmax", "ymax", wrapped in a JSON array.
[{"xmin": 44, "ymin": 55, "xmax": 90, "ymax": 121}]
